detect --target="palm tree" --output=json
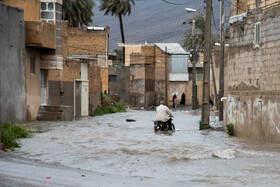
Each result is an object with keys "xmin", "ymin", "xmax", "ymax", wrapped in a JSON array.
[
  {"xmin": 183, "ymin": 14, "xmax": 206, "ymax": 51},
  {"xmin": 63, "ymin": 0, "xmax": 95, "ymax": 27},
  {"xmin": 99, "ymin": 0, "xmax": 135, "ymax": 44},
  {"xmin": 183, "ymin": 14, "xmax": 219, "ymax": 51}
]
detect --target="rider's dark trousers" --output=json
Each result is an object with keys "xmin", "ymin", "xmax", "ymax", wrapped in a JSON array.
[{"xmin": 166, "ymin": 118, "xmax": 172, "ymax": 130}]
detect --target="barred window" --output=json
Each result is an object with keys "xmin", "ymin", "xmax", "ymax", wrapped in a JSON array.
[{"xmin": 30, "ymin": 56, "xmax": 35, "ymax": 74}]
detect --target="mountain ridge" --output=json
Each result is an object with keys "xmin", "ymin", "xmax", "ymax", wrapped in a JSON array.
[{"xmin": 92, "ymin": 0, "xmax": 231, "ymax": 51}]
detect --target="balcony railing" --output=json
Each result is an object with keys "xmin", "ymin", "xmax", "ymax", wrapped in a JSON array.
[{"xmin": 25, "ymin": 21, "xmax": 55, "ymax": 49}]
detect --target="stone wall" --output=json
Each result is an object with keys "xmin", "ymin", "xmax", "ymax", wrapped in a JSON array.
[
  {"xmin": 225, "ymin": 6, "xmax": 280, "ymax": 141},
  {"xmin": 247, "ymin": 0, "xmax": 280, "ymax": 12},
  {"xmin": 108, "ymin": 66, "xmax": 130, "ymax": 104},
  {"xmin": 0, "ymin": 3, "xmax": 26, "ymax": 123}
]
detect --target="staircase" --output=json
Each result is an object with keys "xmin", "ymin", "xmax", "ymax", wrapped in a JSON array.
[{"xmin": 37, "ymin": 105, "xmax": 73, "ymax": 121}]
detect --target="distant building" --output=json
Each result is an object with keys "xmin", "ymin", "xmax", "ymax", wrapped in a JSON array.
[{"xmin": 109, "ymin": 43, "xmax": 190, "ymax": 108}]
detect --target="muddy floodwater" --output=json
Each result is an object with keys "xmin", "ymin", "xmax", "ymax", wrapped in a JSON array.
[{"xmin": 14, "ymin": 109, "xmax": 280, "ymax": 186}]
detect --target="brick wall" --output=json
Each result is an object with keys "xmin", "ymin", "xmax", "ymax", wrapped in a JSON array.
[
  {"xmin": 101, "ymin": 68, "xmax": 108, "ymax": 93},
  {"xmin": 236, "ymin": 0, "xmax": 248, "ymax": 15},
  {"xmin": 129, "ymin": 65, "xmax": 145, "ymax": 107},
  {"xmin": 123, "ymin": 45, "xmax": 142, "ymax": 66},
  {"xmin": 89, "ymin": 60, "xmax": 102, "ymax": 114},
  {"xmin": 67, "ymin": 26, "xmax": 109, "ymax": 56},
  {"xmin": 155, "ymin": 46, "xmax": 167, "ymax": 105},
  {"xmin": 225, "ymin": 6, "xmax": 280, "ymax": 141},
  {"xmin": 48, "ymin": 22, "xmax": 106, "ymax": 115}
]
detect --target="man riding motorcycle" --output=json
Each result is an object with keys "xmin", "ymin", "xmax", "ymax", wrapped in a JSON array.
[{"xmin": 156, "ymin": 100, "xmax": 174, "ymax": 130}]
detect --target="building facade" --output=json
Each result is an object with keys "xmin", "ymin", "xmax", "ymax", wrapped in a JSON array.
[
  {"xmin": 0, "ymin": 2, "xmax": 26, "ymax": 123},
  {"xmin": 112, "ymin": 43, "xmax": 189, "ymax": 108},
  {"xmin": 1, "ymin": 0, "xmax": 62, "ymax": 121},
  {"xmin": 225, "ymin": 0, "xmax": 280, "ymax": 141},
  {"xmin": 48, "ymin": 23, "xmax": 109, "ymax": 117}
]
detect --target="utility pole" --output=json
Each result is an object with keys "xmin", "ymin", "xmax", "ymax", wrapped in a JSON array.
[
  {"xmin": 0, "ymin": 67, "xmax": 1, "ymax": 150},
  {"xmin": 191, "ymin": 19, "xmax": 197, "ymax": 110},
  {"xmin": 165, "ymin": 47, "xmax": 168, "ymax": 105},
  {"xmin": 201, "ymin": 0, "xmax": 212, "ymax": 127},
  {"xmin": 219, "ymin": 0, "xmax": 224, "ymax": 121}
]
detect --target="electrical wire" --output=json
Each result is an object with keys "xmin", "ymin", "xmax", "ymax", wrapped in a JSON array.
[
  {"xmin": 211, "ymin": 3, "xmax": 218, "ymax": 31},
  {"xmin": 68, "ymin": 44, "xmax": 190, "ymax": 64},
  {"xmin": 161, "ymin": 0, "xmax": 198, "ymax": 5}
]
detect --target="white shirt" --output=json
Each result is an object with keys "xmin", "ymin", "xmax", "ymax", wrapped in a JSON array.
[{"xmin": 156, "ymin": 104, "xmax": 173, "ymax": 122}]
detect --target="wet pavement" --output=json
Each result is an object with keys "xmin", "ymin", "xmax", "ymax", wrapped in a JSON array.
[{"xmin": 5, "ymin": 108, "xmax": 280, "ymax": 186}]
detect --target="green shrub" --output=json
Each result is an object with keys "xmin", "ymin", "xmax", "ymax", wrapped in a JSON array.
[
  {"xmin": 114, "ymin": 101, "xmax": 126, "ymax": 112},
  {"xmin": 1, "ymin": 123, "xmax": 32, "ymax": 150},
  {"xmin": 91, "ymin": 102, "xmax": 126, "ymax": 117},
  {"xmin": 226, "ymin": 123, "xmax": 234, "ymax": 136},
  {"xmin": 91, "ymin": 93, "xmax": 127, "ymax": 117}
]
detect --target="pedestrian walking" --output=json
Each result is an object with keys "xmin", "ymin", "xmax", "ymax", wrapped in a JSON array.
[
  {"xmin": 180, "ymin": 92, "xmax": 186, "ymax": 105},
  {"xmin": 174, "ymin": 97, "xmax": 178, "ymax": 108},
  {"xmin": 172, "ymin": 94, "xmax": 177, "ymax": 108}
]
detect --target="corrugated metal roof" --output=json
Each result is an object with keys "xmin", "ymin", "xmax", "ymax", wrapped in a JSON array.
[{"xmin": 155, "ymin": 43, "xmax": 188, "ymax": 54}]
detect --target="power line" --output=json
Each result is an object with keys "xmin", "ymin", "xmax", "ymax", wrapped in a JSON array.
[
  {"xmin": 211, "ymin": 3, "xmax": 218, "ymax": 31},
  {"xmin": 161, "ymin": 0, "xmax": 198, "ymax": 5}
]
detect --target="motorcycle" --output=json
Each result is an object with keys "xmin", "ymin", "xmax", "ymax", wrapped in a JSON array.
[{"xmin": 153, "ymin": 118, "xmax": 175, "ymax": 134}]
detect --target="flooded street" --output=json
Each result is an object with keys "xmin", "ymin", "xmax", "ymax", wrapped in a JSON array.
[{"xmin": 12, "ymin": 109, "xmax": 280, "ymax": 186}]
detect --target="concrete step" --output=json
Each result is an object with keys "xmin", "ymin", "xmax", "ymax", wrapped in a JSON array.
[{"xmin": 37, "ymin": 105, "xmax": 73, "ymax": 121}]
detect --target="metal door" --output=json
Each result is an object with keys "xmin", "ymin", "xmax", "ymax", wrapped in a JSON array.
[
  {"xmin": 81, "ymin": 81, "xmax": 89, "ymax": 116},
  {"xmin": 41, "ymin": 70, "xmax": 47, "ymax": 105}
]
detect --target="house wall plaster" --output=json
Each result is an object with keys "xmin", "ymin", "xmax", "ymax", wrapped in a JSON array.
[{"xmin": 225, "ymin": 6, "xmax": 280, "ymax": 141}]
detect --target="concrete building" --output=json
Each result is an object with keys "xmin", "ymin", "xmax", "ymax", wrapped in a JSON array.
[
  {"xmin": 111, "ymin": 43, "xmax": 189, "ymax": 108},
  {"xmin": 1, "ymin": 0, "xmax": 63, "ymax": 121},
  {"xmin": 225, "ymin": 0, "xmax": 280, "ymax": 141},
  {"xmin": 48, "ymin": 23, "xmax": 109, "ymax": 117},
  {"xmin": 0, "ymin": 2, "xmax": 26, "ymax": 123}
]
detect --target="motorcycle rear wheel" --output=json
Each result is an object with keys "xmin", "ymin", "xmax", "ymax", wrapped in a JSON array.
[{"xmin": 171, "ymin": 123, "xmax": 175, "ymax": 131}]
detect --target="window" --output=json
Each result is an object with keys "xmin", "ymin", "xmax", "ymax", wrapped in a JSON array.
[
  {"xmin": 30, "ymin": 56, "xmax": 35, "ymax": 74},
  {"xmin": 41, "ymin": 12, "xmax": 54, "ymax": 19},
  {"xmin": 196, "ymin": 68, "xmax": 203, "ymax": 80},
  {"xmin": 255, "ymin": 22, "xmax": 261, "ymax": 47},
  {"xmin": 109, "ymin": 75, "xmax": 117, "ymax": 82},
  {"xmin": 169, "ymin": 55, "xmax": 188, "ymax": 73},
  {"xmin": 48, "ymin": 3, "xmax": 54, "ymax": 10},
  {"xmin": 41, "ymin": 3, "xmax": 46, "ymax": 10},
  {"xmin": 40, "ymin": 2, "xmax": 55, "ymax": 24}
]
